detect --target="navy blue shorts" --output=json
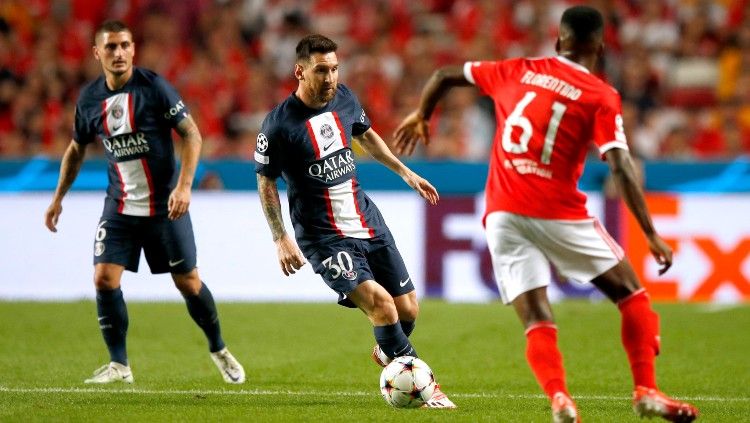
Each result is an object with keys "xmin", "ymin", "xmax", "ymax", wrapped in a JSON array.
[
  {"xmin": 306, "ymin": 237, "xmax": 414, "ymax": 308},
  {"xmin": 93, "ymin": 212, "xmax": 197, "ymax": 274}
]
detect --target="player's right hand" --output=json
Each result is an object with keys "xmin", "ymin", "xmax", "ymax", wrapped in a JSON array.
[
  {"xmin": 275, "ymin": 233, "xmax": 306, "ymax": 276},
  {"xmin": 402, "ymin": 171, "xmax": 439, "ymax": 205},
  {"xmin": 647, "ymin": 234, "xmax": 673, "ymax": 275},
  {"xmin": 44, "ymin": 201, "xmax": 62, "ymax": 233},
  {"xmin": 394, "ymin": 111, "xmax": 430, "ymax": 156}
]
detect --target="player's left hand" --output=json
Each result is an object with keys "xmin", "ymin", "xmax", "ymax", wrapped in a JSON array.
[
  {"xmin": 275, "ymin": 233, "xmax": 307, "ymax": 276},
  {"xmin": 168, "ymin": 186, "xmax": 191, "ymax": 220},
  {"xmin": 403, "ymin": 171, "xmax": 439, "ymax": 205},
  {"xmin": 44, "ymin": 201, "xmax": 63, "ymax": 232},
  {"xmin": 394, "ymin": 111, "xmax": 430, "ymax": 156},
  {"xmin": 647, "ymin": 234, "xmax": 673, "ymax": 275}
]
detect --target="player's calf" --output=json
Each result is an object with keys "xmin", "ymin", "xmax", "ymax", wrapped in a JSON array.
[{"xmin": 373, "ymin": 322, "xmax": 417, "ymax": 359}]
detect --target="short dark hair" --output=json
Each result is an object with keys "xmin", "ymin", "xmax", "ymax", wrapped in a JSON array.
[
  {"xmin": 94, "ymin": 20, "xmax": 131, "ymax": 43},
  {"xmin": 295, "ymin": 34, "xmax": 337, "ymax": 63},
  {"xmin": 560, "ymin": 6, "xmax": 604, "ymax": 43}
]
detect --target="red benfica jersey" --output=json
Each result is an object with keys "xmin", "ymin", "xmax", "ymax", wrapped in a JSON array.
[{"xmin": 464, "ymin": 56, "xmax": 628, "ymax": 222}]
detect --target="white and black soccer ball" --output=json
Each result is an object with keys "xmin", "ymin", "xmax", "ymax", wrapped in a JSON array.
[{"xmin": 379, "ymin": 356, "xmax": 436, "ymax": 408}]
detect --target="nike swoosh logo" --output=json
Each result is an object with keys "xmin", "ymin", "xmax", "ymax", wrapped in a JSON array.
[
  {"xmin": 225, "ymin": 371, "xmax": 240, "ymax": 382},
  {"xmin": 169, "ymin": 259, "xmax": 185, "ymax": 267},
  {"xmin": 98, "ymin": 316, "xmax": 106, "ymax": 321},
  {"xmin": 322, "ymin": 140, "xmax": 335, "ymax": 151},
  {"xmin": 112, "ymin": 124, "xmax": 124, "ymax": 132},
  {"xmin": 399, "ymin": 278, "xmax": 411, "ymax": 287}
]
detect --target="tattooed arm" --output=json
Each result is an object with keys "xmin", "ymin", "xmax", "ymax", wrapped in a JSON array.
[{"xmin": 257, "ymin": 173, "xmax": 306, "ymax": 276}]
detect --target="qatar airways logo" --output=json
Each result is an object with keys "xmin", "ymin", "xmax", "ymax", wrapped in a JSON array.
[
  {"xmin": 102, "ymin": 132, "xmax": 150, "ymax": 158},
  {"xmin": 308, "ymin": 149, "xmax": 356, "ymax": 182},
  {"xmin": 163, "ymin": 100, "xmax": 187, "ymax": 120}
]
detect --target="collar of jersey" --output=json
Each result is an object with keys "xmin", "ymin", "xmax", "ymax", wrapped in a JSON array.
[
  {"xmin": 554, "ymin": 56, "xmax": 590, "ymax": 74},
  {"xmin": 291, "ymin": 91, "xmax": 333, "ymax": 112},
  {"xmin": 103, "ymin": 67, "xmax": 136, "ymax": 93}
]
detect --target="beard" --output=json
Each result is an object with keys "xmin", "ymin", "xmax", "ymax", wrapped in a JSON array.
[
  {"xmin": 108, "ymin": 62, "xmax": 130, "ymax": 76},
  {"xmin": 316, "ymin": 84, "xmax": 337, "ymax": 103}
]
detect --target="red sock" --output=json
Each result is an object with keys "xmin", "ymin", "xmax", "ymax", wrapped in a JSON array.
[
  {"xmin": 525, "ymin": 322, "xmax": 568, "ymax": 399},
  {"xmin": 618, "ymin": 289, "xmax": 660, "ymax": 389}
]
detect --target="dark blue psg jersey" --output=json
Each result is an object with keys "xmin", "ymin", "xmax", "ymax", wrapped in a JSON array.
[
  {"xmin": 255, "ymin": 84, "xmax": 393, "ymax": 252},
  {"xmin": 74, "ymin": 67, "xmax": 189, "ymax": 216}
]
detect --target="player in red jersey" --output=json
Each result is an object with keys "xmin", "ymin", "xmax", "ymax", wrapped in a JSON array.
[{"xmin": 395, "ymin": 6, "xmax": 698, "ymax": 423}]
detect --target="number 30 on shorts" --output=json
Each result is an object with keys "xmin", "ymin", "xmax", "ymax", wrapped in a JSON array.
[{"xmin": 322, "ymin": 251, "xmax": 357, "ymax": 281}]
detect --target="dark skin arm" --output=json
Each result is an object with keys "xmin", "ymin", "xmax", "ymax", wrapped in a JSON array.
[
  {"xmin": 605, "ymin": 148, "xmax": 672, "ymax": 275},
  {"xmin": 394, "ymin": 65, "xmax": 473, "ymax": 156},
  {"xmin": 257, "ymin": 173, "xmax": 306, "ymax": 276},
  {"xmin": 45, "ymin": 140, "xmax": 88, "ymax": 232}
]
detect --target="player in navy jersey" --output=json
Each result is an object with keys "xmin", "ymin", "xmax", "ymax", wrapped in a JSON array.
[
  {"xmin": 255, "ymin": 34, "xmax": 454, "ymax": 408},
  {"xmin": 43, "ymin": 20, "xmax": 244, "ymax": 385}
]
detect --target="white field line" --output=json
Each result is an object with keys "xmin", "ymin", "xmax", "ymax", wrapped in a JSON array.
[
  {"xmin": 697, "ymin": 303, "xmax": 747, "ymax": 313},
  {"xmin": 0, "ymin": 386, "xmax": 747, "ymax": 402}
]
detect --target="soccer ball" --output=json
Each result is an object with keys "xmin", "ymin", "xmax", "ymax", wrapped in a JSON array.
[{"xmin": 379, "ymin": 356, "xmax": 436, "ymax": 408}]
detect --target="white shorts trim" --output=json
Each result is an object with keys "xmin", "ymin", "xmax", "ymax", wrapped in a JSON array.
[{"xmin": 484, "ymin": 211, "xmax": 623, "ymax": 304}]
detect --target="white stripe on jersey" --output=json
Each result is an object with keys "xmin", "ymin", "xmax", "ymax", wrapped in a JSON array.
[
  {"xmin": 103, "ymin": 93, "xmax": 135, "ymax": 137},
  {"xmin": 326, "ymin": 179, "xmax": 372, "ymax": 239},
  {"xmin": 308, "ymin": 112, "xmax": 345, "ymax": 158},
  {"xmin": 116, "ymin": 158, "xmax": 153, "ymax": 216},
  {"xmin": 463, "ymin": 62, "xmax": 477, "ymax": 85},
  {"xmin": 598, "ymin": 140, "xmax": 629, "ymax": 155}
]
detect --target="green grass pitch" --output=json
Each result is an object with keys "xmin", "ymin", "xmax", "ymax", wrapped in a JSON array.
[{"xmin": 0, "ymin": 300, "xmax": 747, "ymax": 422}]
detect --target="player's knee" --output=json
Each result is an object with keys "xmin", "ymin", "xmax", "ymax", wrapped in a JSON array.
[
  {"xmin": 93, "ymin": 273, "xmax": 119, "ymax": 290},
  {"xmin": 593, "ymin": 260, "xmax": 643, "ymax": 302},
  {"xmin": 173, "ymin": 274, "xmax": 202, "ymax": 296},
  {"xmin": 371, "ymin": 294, "xmax": 399, "ymax": 325},
  {"xmin": 94, "ymin": 278, "xmax": 119, "ymax": 291},
  {"xmin": 397, "ymin": 297, "xmax": 419, "ymax": 321},
  {"xmin": 171, "ymin": 268, "xmax": 201, "ymax": 295}
]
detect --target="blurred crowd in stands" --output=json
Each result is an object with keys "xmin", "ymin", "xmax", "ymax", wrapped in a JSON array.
[{"xmin": 1, "ymin": 0, "xmax": 750, "ymax": 161}]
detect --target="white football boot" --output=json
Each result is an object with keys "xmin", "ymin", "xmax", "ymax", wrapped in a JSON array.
[
  {"xmin": 423, "ymin": 384, "xmax": 457, "ymax": 409},
  {"xmin": 210, "ymin": 347, "xmax": 245, "ymax": 384},
  {"xmin": 84, "ymin": 362, "xmax": 134, "ymax": 384},
  {"xmin": 551, "ymin": 392, "xmax": 579, "ymax": 423},
  {"xmin": 371, "ymin": 345, "xmax": 393, "ymax": 368}
]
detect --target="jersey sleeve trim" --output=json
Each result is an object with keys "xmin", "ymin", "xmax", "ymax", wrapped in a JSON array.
[
  {"xmin": 463, "ymin": 62, "xmax": 476, "ymax": 85},
  {"xmin": 599, "ymin": 141, "xmax": 629, "ymax": 155},
  {"xmin": 254, "ymin": 151, "xmax": 269, "ymax": 164}
]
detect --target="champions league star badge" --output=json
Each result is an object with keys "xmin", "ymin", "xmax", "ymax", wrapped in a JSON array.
[
  {"xmin": 256, "ymin": 133, "xmax": 268, "ymax": 152},
  {"xmin": 320, "ymin": 123, "xmax": 334, "ymax": 139}
]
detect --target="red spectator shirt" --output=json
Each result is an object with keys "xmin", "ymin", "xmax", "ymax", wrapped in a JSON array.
[{"xmin": 464, "ymin": 56, "xmax": 628, "ymax": 222}]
